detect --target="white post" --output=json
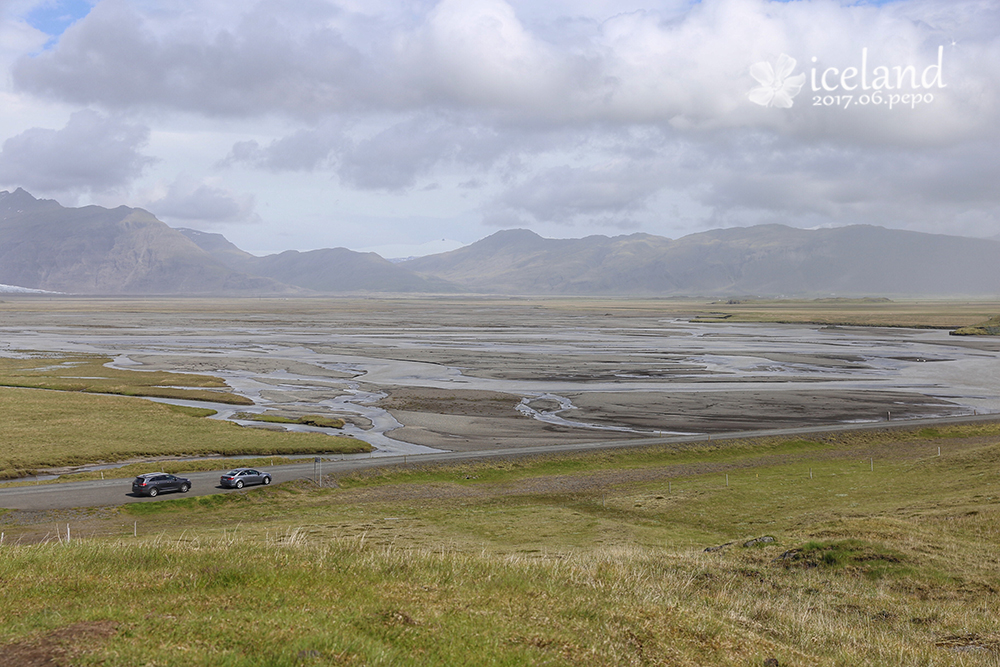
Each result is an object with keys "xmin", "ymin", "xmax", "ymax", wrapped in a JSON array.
[
  {"xmin": 67, "ymin": 524, "xmax": 70, "ymax": 544},
  {"xmin": 134, "ymin": 521, "xmax": 137, "ymax": 537}
]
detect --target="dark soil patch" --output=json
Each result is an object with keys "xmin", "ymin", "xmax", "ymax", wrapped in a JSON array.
[{"xmin": 0, "ymin": 621, "xmax": 118, "ymax": 667}]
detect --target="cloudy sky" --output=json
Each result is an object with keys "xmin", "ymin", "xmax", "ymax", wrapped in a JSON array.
[{"xmin": 0, "ymin": 0, "xmax": 996, "ymax": 257}]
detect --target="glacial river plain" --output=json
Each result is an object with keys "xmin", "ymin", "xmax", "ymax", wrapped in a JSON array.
[{"xmin": 1, "ymin": 297, "xmax": 999, "ymax": 456}]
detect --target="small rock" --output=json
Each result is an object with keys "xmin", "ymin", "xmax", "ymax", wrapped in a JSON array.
[
  {"xmin": 704, "ymin": 541, "xmax": 734, "ymax": 553},
  {"xmin": 743, "ymin": 536, "xmax": 776, "ymax": 547},
  {"xmin": 763, "ymin": 658, "xmax": 779, "ymax": 667}
]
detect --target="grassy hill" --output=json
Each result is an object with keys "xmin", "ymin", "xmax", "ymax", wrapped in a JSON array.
[{"xmin": 2, "ymin": 422, "xmax": 999, "ymax": 665}]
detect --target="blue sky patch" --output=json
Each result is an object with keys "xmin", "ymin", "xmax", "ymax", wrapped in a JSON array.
[{"xmin": 26, "ymin": 0, "xmax": 94, "ymax": 38}]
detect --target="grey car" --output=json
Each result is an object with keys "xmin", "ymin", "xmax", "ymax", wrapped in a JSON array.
[
  {"xmin": 132, "ymin": 473, "xmax": 191, "ymax": 497},
  {"xmin": 219, "ymin": 468, "xmax": 271, "ymax": 489}
]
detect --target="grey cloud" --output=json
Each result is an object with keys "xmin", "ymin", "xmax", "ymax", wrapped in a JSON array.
[
  {"xmin": 146, "ymin": 178, "xmax": 258, "ymax": 224},
  {"xmin": 225, "ymin": 114, "xmax": 512, "ymax": 191},
  {"xmin": 492, "ymin": 161, "xmax": 666, "ymax": 224},
  {"xmin": 336, "ymin": 117, "xmax": 508, "ymax": 190},
  {"xmin": 488, "ymin": 124, "xmax": 1000, "ymax": 233},
  {"xmin": 13, "ymin": 0, "xmax": 377, "ymax": 118},
  {"xmin": 693, "ymin": 136, "xmax": 1000, "ymax": 229},
  {"xmin": 0, "ymin": 109, "xmax": 156, "ymax": 194},
  {"xmin": 220, "ymin": 124, "xmax": 345, "ymax": 172}
]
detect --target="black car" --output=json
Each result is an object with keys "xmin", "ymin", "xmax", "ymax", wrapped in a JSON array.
[
  {"xmin": 220, "ymin": 468, "xmax": 271, "ymax": 489},
  {"xmin": 132, "ymin": 473, "xmax": 191, "ymax": 497}
]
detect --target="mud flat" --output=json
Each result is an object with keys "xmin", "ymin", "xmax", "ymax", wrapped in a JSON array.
[{"xmin": 1, "ymin": 297, "xmax": 998, "ymax": 453}]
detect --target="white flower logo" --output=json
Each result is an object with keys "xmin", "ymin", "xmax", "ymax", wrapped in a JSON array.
[{"xmin": 749, "ymin": 54, "xmax": 806, "ymax": 108}]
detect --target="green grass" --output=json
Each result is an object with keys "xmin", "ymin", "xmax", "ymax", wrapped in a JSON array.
[
  {"xmin": 0, "ymin": 386, "xmax": 370, "ymax": 478},
  {"xmin": 0, "ymin": 354, "xmax": 254, "ymax": 405},
  {"xmin": 3, "ymin": 422, "xmax": 1000, "ymax": 665},
  {"xmin": 233, "ymin": 411, "xmax": 346, "ymax": 429},
  {"xmin": 952, "ymin": 314, "xmax": 1000, "ymax": 336},
  {"xmin": 164, "ymin": 404, "xmax": 219, "ymax": 418},
  {"xmin": 687, "ymin": 299, "xmax": 1000, "ymax": 329}
]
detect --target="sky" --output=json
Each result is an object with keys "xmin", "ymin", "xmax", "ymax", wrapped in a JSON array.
[{"xmin": 0, "ymin": 0, "xmax": 996, "ymax": 258}]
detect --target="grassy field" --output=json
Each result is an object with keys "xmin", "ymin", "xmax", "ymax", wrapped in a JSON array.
[
  {"xmin": 2, "ymin": 423, "xmax": 999, "ymax": 665},
  {"xmin": 687, "ymin": 298, "xmax": 1000, "ymax": 329},
  {"xmin": 233, "ymin": 411, "xmax": 347, "ymax": 429},
  {"xmin": 953, "ymin": 315, "xmax": 1000, "ymax": 336},
  {"xmin": 0, "ymin": 354, "xmax": 253, "ymax": 405},
  {"xmin": 0, "ymin": 386, "xmax": 369, "ymax": 479},
  {"xmin": 3, "ymin": 295, "xmax": 998, "ymax": 330}
]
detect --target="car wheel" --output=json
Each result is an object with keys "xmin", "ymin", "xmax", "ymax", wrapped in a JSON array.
[
  {"xmin": 235, "ymin": 480, "xmax": 244, "ymax": 489},
  {"xmin": 180, "ymin": 483, "xmax": 190, "ymax": 493},
  {"xmin": 263, "ymin": 476, "xmax": 271, "ymax": 485},
  {"xmin": 148, "ymin": 487, "xmax": 158, "ymax": 497}
]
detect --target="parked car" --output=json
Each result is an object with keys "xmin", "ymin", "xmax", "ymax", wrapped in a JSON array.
[
  {"xmin": 132, "ymin": 473, "xmax": 191, "ymax": 497},
  {"xmin": 220, "ymin": 468, "xmax": 271, "ymax": 489}
]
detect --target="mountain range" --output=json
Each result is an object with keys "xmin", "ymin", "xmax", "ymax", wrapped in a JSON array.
[{"xmin": 2, "ymin": 188, "xmax": 999, "ymax": 297}]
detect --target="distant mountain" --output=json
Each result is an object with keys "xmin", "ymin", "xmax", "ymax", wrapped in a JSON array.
[
  {"xmin": 175, "ymin": 228, "xmax": 256, "ymax": 266},
  {"xmin": 180, "ymin": 230, "xmax": 458, "ymax": 293},
  {"xmin": 0, "ymin": 189, "xmax": 295, "ymax": 295},
  {"xmin": 403, "ymin": 225, "xmax": 1000, "ymax": 297},
  {"xmin": 5, "ymin": 188, "xmax": 999, "ymax": 297}
]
